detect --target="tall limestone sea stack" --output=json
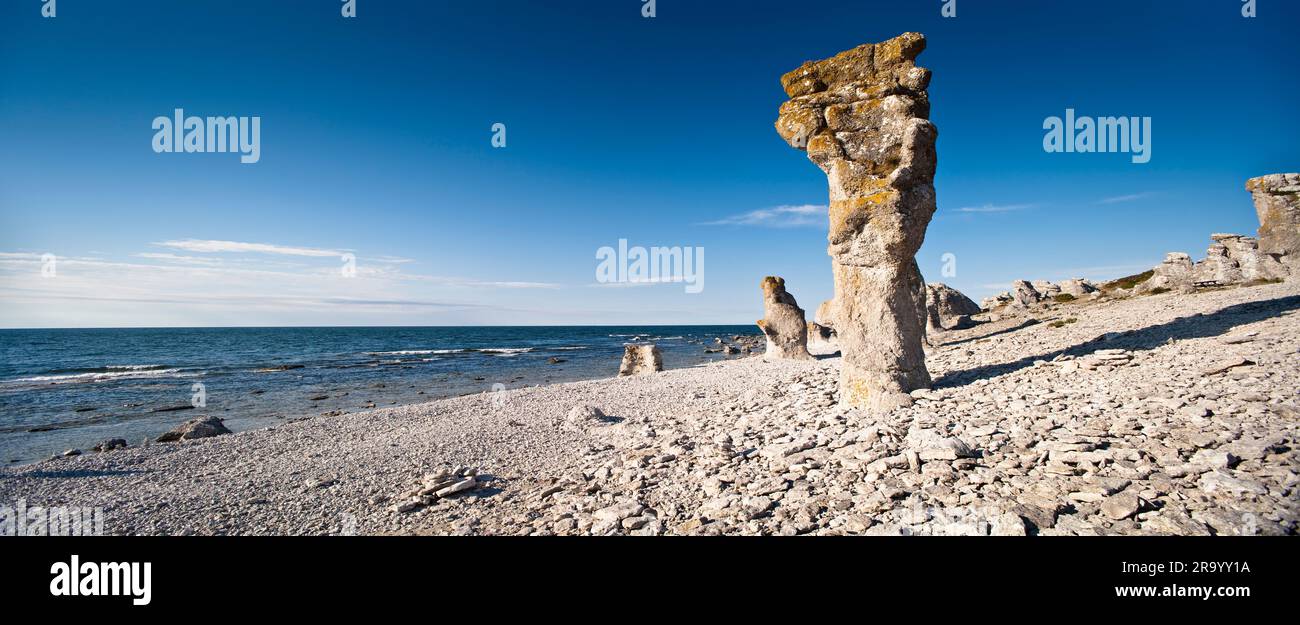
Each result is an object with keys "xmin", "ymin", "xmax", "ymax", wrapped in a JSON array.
[
  {"xmin": 775, "ymin": 32, "xmax": 938, "ymax": 410},
  {"xmin": 757, "ymin": 276, "xmax": 814, "ymax": 360}
]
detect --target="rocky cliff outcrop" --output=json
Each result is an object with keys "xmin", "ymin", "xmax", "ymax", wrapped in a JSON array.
[
  {"xmin": 1193, "ymin": 234, "xmax": 1288, "ymax": 284},
  {"xmin": 776, "ymin": 32, "xmax": 937, "ymax": 410},
  {"xmin": 1057, "ymin": 278, "xmax": 1099, "ymax": 298},
  {"xmin": 619, "ymin": 344, "xmax": 663, "ymax": 376},
  {"xmin": 756, "ymin": 276, "xmax": 813, "ymax": 361},
  {"xmin": 924, "ymin": 283, "xmax": 980, "ymax": 332},
  {"xmin": 1247, "ymin": 173, "xmax": 1300, "ymax": 266},
  {"xmin": 1139, "ymin": 234, "xmax": 1288, "ymax": 293},
  {"xmin": 983, "ymin": 278, "xmax": 1099, "ymax": 309},
  {"xmin": 1138, "ymin": 253, "xmax": 1194, "ymax": 293}
]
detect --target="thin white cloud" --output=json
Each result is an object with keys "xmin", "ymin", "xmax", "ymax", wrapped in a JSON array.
[
  {"xmin": 699, "ymin": 204, "xmax": 826, "ymax": 227},
  {"xmin": 134, "ymin": 252, "xmax": 224, "ymax": 266},
  {"xmin": 1097, "ymin": 192, "xmax": 1158, "ymax": 204},
  {"xmin": 153, "ymin": 239, "xmax": 345, "ymax": 257},
  {"xmin": 951, "ymin": 203, "xmax": 1036, "ymax": 213}
]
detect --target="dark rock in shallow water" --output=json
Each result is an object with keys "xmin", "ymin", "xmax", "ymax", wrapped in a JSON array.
[
  {"xmin": 92, "ymin": 438, "xmax": 128, "ymax": 452},
  {"xmin": 151, "ymin": 404, "xmax": 195, "ymax": 413},
  {"xmin": 62, "ymin": 449, "xmax": 82, "ymax": 457},
  {"xmin": 156, "ymin": 416, "xmax": 232, "ymax": 442}
]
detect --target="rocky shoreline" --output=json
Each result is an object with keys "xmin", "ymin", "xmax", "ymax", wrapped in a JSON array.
[{"xmin": 2, "ymin": 279, "xmax": 1295, "ymax": 536}]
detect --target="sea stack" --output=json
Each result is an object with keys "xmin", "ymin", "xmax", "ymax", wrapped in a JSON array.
[
  {"xmin": 775, "ymin": 32, "xmax": 938, "ymax": 410},
  {"xmin": 756, "ymin": 276, "xmax": 813, "ymax": 360},
  {"xmin": 1247, "ymin": 173, "xmax": 1300, "ymax": 272},
  {"xmin": 618, "ymin": 344, "xmax": 663, "ymax": 376}
]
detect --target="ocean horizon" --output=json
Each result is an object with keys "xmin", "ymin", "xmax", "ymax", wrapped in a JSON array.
[{"xmin": 0, "ymin": 325, "xmax": 764, "ymax": 464}]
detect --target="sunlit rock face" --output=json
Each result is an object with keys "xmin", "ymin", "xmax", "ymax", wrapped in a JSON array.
[
  {"xmin": 775, "ymin": 32, "xmax": 937, "ymax": 411},
  {"xmin": 1247, "ymin": 174, "xmax": 1300, "ymax": 272}
]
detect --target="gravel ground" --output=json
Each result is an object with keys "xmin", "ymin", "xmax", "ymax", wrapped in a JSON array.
[{"xmin": 2, "ymin": 280, "xmax": 1296, "ymax": 536}]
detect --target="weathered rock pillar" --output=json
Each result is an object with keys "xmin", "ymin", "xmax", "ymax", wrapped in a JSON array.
[
  {"xmin": 756, "ymin": 276, "xmax": 814, "ymax": 360},
  {"xmin": 1247, "ymin": 174, "xmax": 1300, "ymax": 272},
  {"xmin": 775, "ymin": 32, "xmax": 938, "ymax": 411}
]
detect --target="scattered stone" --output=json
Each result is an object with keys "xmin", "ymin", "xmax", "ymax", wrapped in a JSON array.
[
  {"xmin": 1101, "ymin": 493, "xmax": 1143, "ymax": 520},
  {"xmin": 1200, "ymin": 358, "xmax": 1255, "ymax": 376}
]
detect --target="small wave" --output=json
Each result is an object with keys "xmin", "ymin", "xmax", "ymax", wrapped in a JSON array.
[
  {"xmin": 478, "ymin": 348, "xmax": 534, "ymax": 355},
  {"xmin": 551, "ymin": 346, "xmax": 588, "ymax": 351},
  {"xmin": 369, "ymin": 349, "xmax": 467, "ymax": 356},
  {"xmin": 10, "ymin": 368, "xmax": 186, "ymax": 384}
]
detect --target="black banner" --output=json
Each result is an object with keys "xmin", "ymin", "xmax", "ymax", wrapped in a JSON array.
[{"xmin": 1, "ymin": 537, "xmax": 1289, "ymax": 613}]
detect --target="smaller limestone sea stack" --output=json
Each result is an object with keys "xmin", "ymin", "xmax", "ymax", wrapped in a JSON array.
[
  {"xmin": 618, "ymin": 344, "xmax": 663, "ymax": 376},
  {"xmin": 756, "ymin": 276, "xmax": 813, "ymax": 361}
]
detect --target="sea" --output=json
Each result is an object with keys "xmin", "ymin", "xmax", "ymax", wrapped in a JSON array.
[{"xmin": 0, "ymin": 325, "xmax": 762, "ymax": 465}]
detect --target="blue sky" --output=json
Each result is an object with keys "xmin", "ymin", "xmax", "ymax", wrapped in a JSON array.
[{"xmin": 1, "ymin": 0, "xmax": 1296, "ymax": 327}]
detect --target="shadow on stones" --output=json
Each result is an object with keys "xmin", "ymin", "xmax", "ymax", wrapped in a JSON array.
[
  {"xmin": 937, "ymin": 319, "xmax": 1041, "ymax": 348},
  {"xmin": 933, "ymin": 295, "xmax": 1300, "ymax": 389},
  {"xmin": 3, "ymin": 469, "xmax": 151, "ymax": 479}
]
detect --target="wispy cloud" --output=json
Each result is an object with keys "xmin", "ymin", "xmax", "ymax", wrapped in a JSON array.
[
  {"xmin": 1096, "ymin": 191, "xmax": 1158, "ymax": 204},
  {"xmin": 0, "ymin": 243, "xmax": 562, "ymax": 327},
  {"xmin": 153, "ymin": 239, "xmax": 346, "ymax": 257},
  {"xmin": 951, "ymin": 203, "xmax": 1036, "ymax": 214},
  {"xmin": 699, "ymin": 204, "xmax": 826, "ymax": 227},
  {"xmin": 134, "ymin": 252, "xmax": 224, "ymax": 266}
]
